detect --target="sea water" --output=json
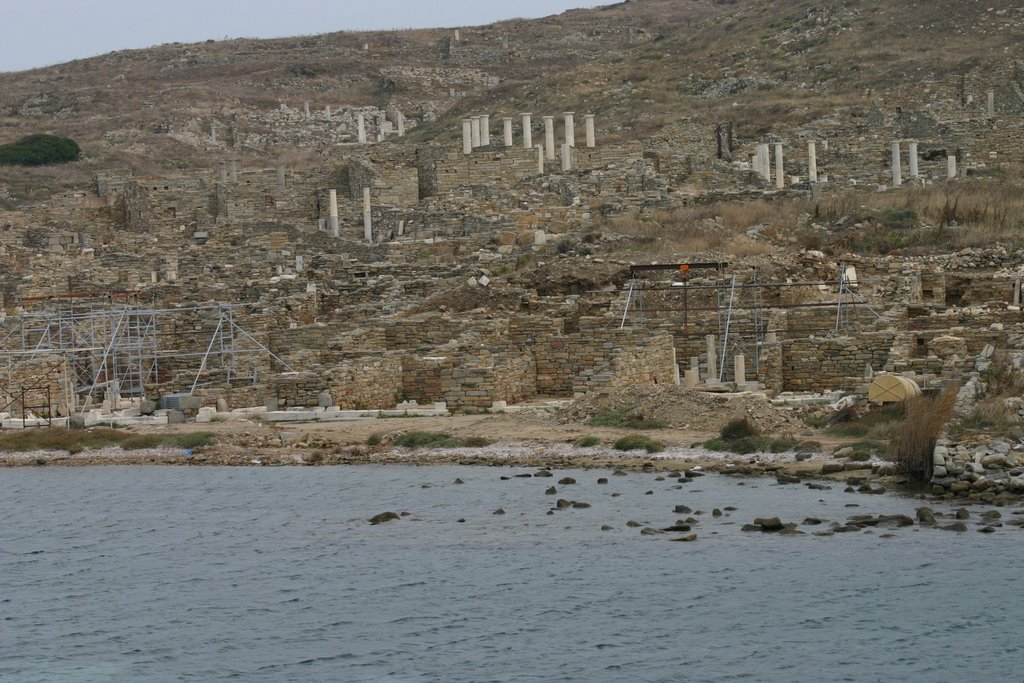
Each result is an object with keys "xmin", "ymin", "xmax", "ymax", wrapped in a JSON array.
[{"xmin": 2, "ymin": 465, "xmax": 1021, "ymax": 682}]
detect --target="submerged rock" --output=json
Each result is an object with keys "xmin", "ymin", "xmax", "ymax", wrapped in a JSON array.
[{"xmin": 369, "ymin": 512, "xmax": 400, "ymax": 525}]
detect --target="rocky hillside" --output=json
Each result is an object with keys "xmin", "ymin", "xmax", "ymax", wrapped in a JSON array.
[{"xmin": 0, "ymin": 0, "xmax": 1022, "ymax": 192}]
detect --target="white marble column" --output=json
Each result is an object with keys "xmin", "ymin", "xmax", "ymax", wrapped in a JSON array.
[
  {"xmin": 706, "ymin": 335, "xmax": 718, "ymax": 383},
  {"xmin": 521, "ymin": 113, "xmax": 533, "ymax": 149},
  {"xmin": 563, "ymin": 112, "xmax": 575, "ymax": 148},
  {"xmin": 891, "ymin": 141, "xmax": 902, "ymax": 187},
  {"xmin": 987, "ymin": 89, "xmax": 995, "ymax": 118},
  {"xmin": 502, "ymin": 117, "xmax": 513, "ymax": 147},
  {"xmin": 774, "ymin": 142, "xmax": 784, "ymax": 189},
  {"xmin": 396, "ymin": 111, "xmax": 405, "ymax": 137},
  {"xmin": 734, "ymin": 354, "xmax": 746, "ymax": 386},
  {"xmin": 328, "ymin": 189, "xmax": 339, "ymax": 237},
  {"xmin": 582, "ymin": 114, "xmax": 595, "ymax": 148},
  {"xmin": 357, "ymin": 114, "xmax": 366, "ymax": 144},
  {"xmin": 362, "ymin": 188, "xmax": 372, "ymax": 242},
  {"xmin": 808, "ymin": 140, "xmax": 818, "ymax": 183},
  {"xmin": 947, "ymin": 155, "xmax": 957, "ymax": 179},
  {"xmin": 561, "ymin": 143, "xmax": 572, "ymax": 171},
  {"xmin": 536, "ymin": 144, "xmax": 544, "ymax": 174},
  {"xmin": 908, "ymin": 141, "xmax": 919, "ymax": 179},
  {"xmin": 470, "ymin": 117, "xmax": 481, "ymax": 148},
  {"xmin": 325, "ymin": 106, "xmax": 331, "ymax": 122},
  {"xmin": 480, "ymin": 114, "xmax": 490, "ymax": 146},
  {"xmin": 462, "ymin": 119, "xmax": 473, "ymax": 155},
  {"xmin": 543, "ymin": 116, "xmax": 555, "ymax": 160},
  {"xmin": 303, "ymin": 101, "xmax": 310, "ymax": 118}
]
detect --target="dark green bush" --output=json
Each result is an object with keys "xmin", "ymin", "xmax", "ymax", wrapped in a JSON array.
[
  {"xmin": 0, "ymin": 134, "xmax": 81, "ymax": 166},
  {"xmin": 613, "ymin": 434, "xmax": 664, "ymax": 453},
  {"xmin": 720, "ymin": 417, "xmax": 758, "ymax": 441}
]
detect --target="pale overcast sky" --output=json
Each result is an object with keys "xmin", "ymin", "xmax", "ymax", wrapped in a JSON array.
[{"xmin": 0, "ymin": 0, "xmax": 607, "ymax": 73}]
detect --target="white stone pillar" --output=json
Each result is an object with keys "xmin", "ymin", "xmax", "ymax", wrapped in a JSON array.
[
  {"xmin": 480, "ymin": 114, "xmax": 490, "ymax": 146},
  {"xmin": 536, "ymin": 144, "xmax": 544, "ymax": 174},
  {"xmin": 521, "ymin": 113, "xmax": 533, "ymax": 149},
  {"xmin": 454, "ymin": 29, "xmax": 460, "ymax": 43},
  {"xmin": 774, "ymin": 142, "xmax": 784, "ymax": 189},
  {"xmin": 584, "ymin": 114, "xmax": 595, "ymax": 148},
  {"xmin": 277, "ymin": 165, "xmax": 286, "ymax": 192},
  {"xmin": 891, "ymin": 141, "xmax": 902, "ymax": 187},
  {"xmin": 760, "ymin": 144, "xmax": 772, "ymax": 181},
  {"xmin": 470, "ymin": 117, "xmax": 481, "ymax": 148},
  {"xmin": 396, "ymin": 111, "xmax": 405, "ymax": 137},
  {"xmin": 807, "ymin": 140, "xmax": 818, "ymax": 183},
  {"xmin": 328, "ymin": 189, "xmax": 339, "ymax": 237},
  {"xmin": 502, "ymin": 117, "xmax": 513, "ymax": 147},
  {"xmin": 295, "ymin": 255, "xmax": 303, "ymax": 272},
  {"xmin": 543, "ymin": 116, "xmax": 555, "ymax": 160},
  {"xmin": 462, "ymin": 119, "xmax": 473, "ymax": 155},
  {"xmin": 561, "ymin": 143, "xmax": 572, "ymax": 171},
  {"xmin": 357, "ymin": 113, "xmax": 366, "ymax": 144},
  {"xmin": 987, "ymin": 89, "xmax": 995, "ymax": 118},
  {"xmin": 947, "ymin": 155, "xmax": 957, "ymax": 179},
  {"xmin": 304, "ymin": 101, "xmax": 310, "ymax": 119},
  {"xmin": 734, "ymin": 354, "xmax": 746, "ymax": 386},
  {"xmin": 563, "ymin": 111, "xmax": 575, "ymax": 148},
  {"xmin": 362, "ymin": 187, "xmax": 372, "ymax": 242},
  {"xmin": 325, "ymin": 106, "xmax": 331, "ymax": 122},
  {"xmin": 210, "ymin": 123, "xmax": 217, "ymax": 144},
  {"xmin": 706, "ymin": 335, "xmax": 718, "ymax": 383},
  {"xmin": 908, "ymin": 141, "xmax": 919, "ymax": 179}
]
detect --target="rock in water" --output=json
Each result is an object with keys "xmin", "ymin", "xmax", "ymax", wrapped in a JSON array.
[
  {"xmin": 754, "ymin": 517, "xmax": 784, "ymax": 531},
  {"xmin": 670, "ymin": 534, "xmax": 698, "ymax": 542},
  {"xmin": 369, "ymin": 512, "xmax": 400, "ymax": 525}
]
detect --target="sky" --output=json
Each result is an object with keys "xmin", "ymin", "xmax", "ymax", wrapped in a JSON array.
[{"xmin": 0, "ymin": 0, "xmax": 608, "ymax": 73}]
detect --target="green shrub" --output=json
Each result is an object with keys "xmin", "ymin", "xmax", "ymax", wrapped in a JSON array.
[
  {"xmin": 720, "ymin": 417, "xmax": 758, "ymax": 441},
  {"xmin": 613, "ymin": 434, "xmax": 664, "ymax": 453},
  {"xmin": 391, "ymin": 431, "xmax": 490, "ymax": 448},
  {"xmin": 575, "ymin": 435, "xmax": 602, "ymax": 448},
  {"xmin": 366, "ymin": 433, "xmax": 383, "ymax": 446},
  {"xmin": 460, "ymin": 436, "xmax": 492, "ymax": 447},
  {"xmin": 0, "ymin": 134, "xmax": 81, "ymax": 166},
  {"xmin": 879, "ymin": 208, "xmax": 919, "ymax": 230}
]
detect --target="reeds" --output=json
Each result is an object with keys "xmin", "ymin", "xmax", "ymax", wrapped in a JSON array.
[{"xmin": 890, "ymin": 385, "xmax": 958, "ymax": 482}]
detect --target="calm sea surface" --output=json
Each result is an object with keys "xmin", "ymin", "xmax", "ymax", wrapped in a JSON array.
[{"xmin": 2, "ymin": 465, "xmax": 1022, "ymax": 682}]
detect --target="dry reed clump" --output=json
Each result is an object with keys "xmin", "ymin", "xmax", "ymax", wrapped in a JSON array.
[
  {"xmin": 890, "ymin": 385, "xmax": 959, "ymax": 482},
  {"xmin": 597, "ymin": 200, "xmax": 799, "ymax": 257}
]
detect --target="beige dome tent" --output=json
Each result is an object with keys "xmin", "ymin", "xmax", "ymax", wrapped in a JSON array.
[{"xmin": 868, "ymin": 375, "xmax": 922, "ymax": 404}]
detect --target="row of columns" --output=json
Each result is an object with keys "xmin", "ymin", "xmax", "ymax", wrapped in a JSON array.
[
  {"xmin": 678, "ymin": 334, "xmax": 751, "ymax": 387},
  {"xmin": 462, "ymin": 112, "xmax": 597, "ymax": 157},
  {"xmin": 306, "ymin": 103, "xmax": 404, "ymax": 140},
  {"xmin": 326, "ymin": 188, "xmax": 374, "ymax": 242},
  {"xmin": 753, "ymin": 139, "xmax": 960, "ymax": 188}
]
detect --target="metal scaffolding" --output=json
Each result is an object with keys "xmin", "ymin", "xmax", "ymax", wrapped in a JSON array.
[{"xmin": 0, "ymin": 295, "xmax": 293, "ymax": 418}]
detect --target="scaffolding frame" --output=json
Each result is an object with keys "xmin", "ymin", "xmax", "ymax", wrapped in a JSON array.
[
  {"xmin": 611, "ymin": 264, "xmax": 881, "ymax": 382},
  {"xmin": 0, "ymin": 296, "xmax": 294, "ymax": 420}
]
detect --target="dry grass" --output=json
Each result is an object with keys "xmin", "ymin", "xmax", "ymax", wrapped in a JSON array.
[
  {"xmin": 597, "ymin": 201, "xmax": 798, "ymax": 257},
  {"xmin": 890, "ymin": 385, "xmax": 959, "ymax": 482},
  {"xmin": 0, "ymin": 427, "xmax": 213, "ymax": 454}
]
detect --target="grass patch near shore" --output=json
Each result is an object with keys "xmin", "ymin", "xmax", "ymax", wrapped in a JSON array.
[
  {"xmin": 588, "ymin": 406, "xmax": 666, "ymax": 430},
  {"xmin": 701, "ymin": 417, "xmax": 816, "ymax": 455},
  {"xmin": 613, "ymin": 434, "xmax": 664, "ymax": 453},
  {"xmin": 0, "ymin": 428, "xmax": 213, "ymax": 454},
  {"xmin": 804, "ymin": 405, "xmax": 902, "ymax": 440},
  {"xmin": 392, "ymin": 431, "xmax": 492, "ymax": 449},
  {"xmin": 574, "ymin": 435, "xmax": 602, "ymax": 448},
  {"xmin": 891, "ymin": 385, "xmax": 958, "ymax": 482}
]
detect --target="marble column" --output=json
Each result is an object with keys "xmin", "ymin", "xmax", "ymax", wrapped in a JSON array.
[
  {"xmin": 563, "ymin": 111, "xmax": 575, "ymax": 148},
  {"xmin": 947, "ymin": 155, "xmax": 957, "ymax": 179},
  {"xmin": 396, "ymin": 111, "xmax": 405, "ymax": 137},
  {"xmin": 584, "ymin": 114, "xmax": 595, "ymax": 148},
  {"xmin": 808, "ymin": 140, "xmax": 818, "ymax": 183},
  {"xmin": 891, "ymin": 141, "xmax": 902, "ymax": 187},
  {"xmin": 329, "ymin": 189, "xmax": 339, "ymax": 237},
  {"xmin": 521, "ymin": 113, "xmax": 533, "ymax": 149},
  {"xmin": 357, "ymin": 113, "xmax": 366, "ymax": 144},
  {"xmin": 502, "ymin": 117, "xmax": 513, "ymax": 147},
  {"xmin": 908, "ymin": 141, "xmax": 919, "ymax": 179},
  {"xmin": 362, "ymin": 187, "xmax": 372, "ymax": 242},
  {"xmin": 734, "ymin": 354, "xmax": 746, "ymax": 386},
  {"xmin": 774, "ymin": 142, "xmax": 784, "ymax": 189},
  {"xmin": 462, "ymin": 119, "xmax": 473, "ymax": 155},
  {"xmin": 325, "ymin": 106, "xmax": 331, "ymax": 122},
  {"xmin": 561, "ymin": 143, "xmax": 572, "ymax": 171},
  {"xmin": 303, "ymin": 101, "xmax": 310, "ymax": 119},
  {"xmin": 543, "ymin": 116, "xmax": 555, "ymax": 160},
  {"xmin": 470, "ymin": 117, "xmax": 481, "ymax": 148},
  {"xmin": 987, "ymin": 89, "xmax": 995, "ymax": 118},
  {"xmin": 706, "ymin": 335, "xmax": 719, "ymax": 383},
  {"xmin": 536, "ymin": 145, "xmax": 544, "ymax": 174},
  {"xmin": 480, "ymin": 114, "xmax": 490, "ymax": 146}
]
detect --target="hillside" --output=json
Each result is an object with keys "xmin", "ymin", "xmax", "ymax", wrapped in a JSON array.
[{"xmin": 1, "ymin": 0, "xmax": 1022, "ymax": 197}]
